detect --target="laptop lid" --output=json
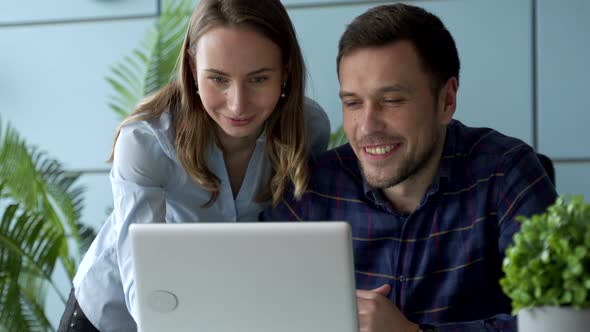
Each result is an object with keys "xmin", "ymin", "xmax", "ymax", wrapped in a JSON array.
[{"xmin": 129, "ymin": 222, "xmax": 358, "ymax": 332}]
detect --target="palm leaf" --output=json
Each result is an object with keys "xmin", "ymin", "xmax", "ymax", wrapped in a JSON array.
[
  {"xmin": 30, "ymin": 149, "xmax": 94, "ymax": 267},
  {"xmin": 106, "ymin": 0, "xmax": 193, "ymax": 118},
  {"xmin": 0, "ymin": 204, "xmax": 56, "ymax": 332},
  {"xmin": 0, "ymin": 117, "xmax": 89, "ymax": 331},
  {"xmin": 0, "ymin": 123, "xmax": 74, "ymax": 279},
  {"xmin": 0, "ymin": 125, "xmax": 43, "ymax": 208},
  {"xmin": 0, "ymin": 273, "xmax": 28, "ymax": 332},
  {"xmin": 0, "ymin": 203, "xmax": 64, "ymax": 298},
  {"xmin": 18, "ymin": 272, "xmax": 53, "ymax": 332},
  {"xmin": 1, "ymin": 270, "xmax": 53, "ymax": 332},
  {"xmin": 146, "ymin": 0, "xmax": 193, "ymax": 94}
]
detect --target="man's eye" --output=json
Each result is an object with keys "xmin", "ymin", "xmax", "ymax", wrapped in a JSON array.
[
  {"xmin": 343, "ymin": 101, "xmax": 361, "ymax": 108},
  {"xmin": 384, "ymin": 99, "xmax": 403, "ymax": 104}
]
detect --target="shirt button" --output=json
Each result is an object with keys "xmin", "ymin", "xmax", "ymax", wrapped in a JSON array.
[{"xmin": 398, "ymin": 275, "xmax": 406, "ymax": 283}]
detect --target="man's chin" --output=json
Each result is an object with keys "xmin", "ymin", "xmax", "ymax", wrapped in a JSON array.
[
  {"xmin": 367, "ymin": 178, "xmax": 400, "ymax": 189},
  {"xmin": 361, "ymin": 168, "xmax": 402, "ymax": 189}
]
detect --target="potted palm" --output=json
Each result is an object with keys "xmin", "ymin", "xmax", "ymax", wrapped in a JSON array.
[
  {"xmin": 500, "ymin": 195, "xmax": 590, "ymax": 332},
  {"xmin": 0, "ymin": 118, "xmax": 95, "ymax": 331}
]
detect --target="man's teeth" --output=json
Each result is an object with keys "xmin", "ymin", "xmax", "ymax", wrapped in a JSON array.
[{"xmin": 365, "ymin": 145, "xmax": 396, "ymax": 155}]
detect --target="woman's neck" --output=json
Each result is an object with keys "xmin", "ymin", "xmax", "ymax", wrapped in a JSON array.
[
  {"xmin": 216, "ymin": 128, "xmax": 260, "ymax": 197},
  {"xmin": 215, "ymin": 126, "xmax": 260, "ymax": 154}
]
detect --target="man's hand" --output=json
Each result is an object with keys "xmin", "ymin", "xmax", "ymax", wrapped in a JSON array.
[{"xmin": 356, "ymin": 284, "xmax": 419, "ymax": 332}]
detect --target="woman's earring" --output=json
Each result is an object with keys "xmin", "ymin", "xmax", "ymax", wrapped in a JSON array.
[{"xmin": 280, "ymin": 81, "xmax": 287, "ymax": 98}]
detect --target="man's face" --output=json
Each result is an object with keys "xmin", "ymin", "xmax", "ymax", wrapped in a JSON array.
[{"xmin": 338, "ymin": 41, "xmax": 454, "ymax": 189}]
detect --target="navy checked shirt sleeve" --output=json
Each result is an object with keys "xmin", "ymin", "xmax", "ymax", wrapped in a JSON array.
[
  {"xmin": 435, "ymin": 145, "xmax": 557, "ymax": 332},
  {"xmin": 259, "ymin": 186, "xmax": 308, "ymax": 221}
]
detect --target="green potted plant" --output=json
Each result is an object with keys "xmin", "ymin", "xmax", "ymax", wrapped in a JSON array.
[
  {"xmin": 500, "ymin": 195, "xmax": 590, "ymax": 332},
  {"xmin": 0, "ymin": 117, "xmax": 95, "ymax": 331}
]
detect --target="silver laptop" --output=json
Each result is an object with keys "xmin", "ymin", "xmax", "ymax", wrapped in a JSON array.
[{"xmin": 129, "ymin": 222, "xmax": 358, "ymax": 332}]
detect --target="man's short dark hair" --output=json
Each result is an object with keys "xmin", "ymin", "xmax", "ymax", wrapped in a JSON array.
[{"xmin": 337, "ymin": 3, "xmax": 460, "ymax": 94}]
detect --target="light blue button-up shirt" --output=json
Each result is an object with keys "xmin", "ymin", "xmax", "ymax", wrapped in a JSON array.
[{"xmin": 72, "ymin": 98, "xmax": 330, "ymax": 332}]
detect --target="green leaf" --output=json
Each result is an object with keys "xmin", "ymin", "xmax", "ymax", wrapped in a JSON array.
[
  {"xmin": 561, "ymin": 291, "xmax": 573, "ymax": 303},
  {"xmin": 540, "ymin": 249, "xmax": 550, "ymax": 262},
  {"xmin": 501, "ymin": 195, "xmax": 590, "ymax": 310},
  {"xmin": 105, "ymin": 0, "xmax": 193, "ymax": 118},
  {"xmin": 1, "ymin": 116, "xmax": 89, "ymax": 331}
]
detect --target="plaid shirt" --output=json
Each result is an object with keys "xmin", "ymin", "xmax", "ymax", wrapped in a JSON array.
[{"xmin": 261, "ymin": 120, "xmax": 557, "ymax": 331}]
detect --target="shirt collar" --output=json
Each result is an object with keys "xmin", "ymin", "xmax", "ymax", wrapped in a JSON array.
[
  {"xmin": 431, "ymin": 120, "xmax": 457, "ymax": 192},
  {"xmin": 256, "ymin": 127, "xmax": 267, "ymax": 144}
]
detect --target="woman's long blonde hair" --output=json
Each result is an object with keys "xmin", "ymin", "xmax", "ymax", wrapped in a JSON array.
[{"xmin": 109, "ymin": 0, "xmax": 308, "ymax": 207}]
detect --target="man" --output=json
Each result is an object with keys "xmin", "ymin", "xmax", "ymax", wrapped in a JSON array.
[{"xmin": 261, "ymin": 3, "xmax": 556, "ymax": 332}]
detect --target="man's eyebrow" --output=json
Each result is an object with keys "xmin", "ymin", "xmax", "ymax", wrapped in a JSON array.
[
  {"xmin": 339, "ymin": 84, "xmax": 412, "ymax": 99},
  {"xmin": 203, "ymin": 67, "xmax": 276, "ymax": 76},
  {"xmin": 379, "ymin": 84, "xmax": 411, "ymax": 93},
  {"xmin": 339, "ymin": 91, "xmax": 356, "ymax": 99}
]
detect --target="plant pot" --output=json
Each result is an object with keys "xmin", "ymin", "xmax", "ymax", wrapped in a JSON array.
[{"xmin": 518, "ymin": 306, "xmax": 590, "ymax": 332}]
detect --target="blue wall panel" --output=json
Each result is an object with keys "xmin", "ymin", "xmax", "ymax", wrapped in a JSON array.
[
  {"xmin": 555, "ymin": 163, "xmax": 590, "ymax": 201},
  {"xmin": 1, "ymin": 0, "xmax": 157, "ymax": 24},
  {"xmin": 288, "ymin": 0, "xmax": 534, "ymax": 144},
  {"xmin": 537, "ymin": 0, "xmax": 590, "ymax": 158},
  {"xmin": 0, "ymin": 19, "xmax": 154, "ymax": 170}
]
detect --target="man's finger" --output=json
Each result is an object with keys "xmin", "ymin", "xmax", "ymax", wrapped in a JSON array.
[
  {"xmin": 356, "ymin": 289, "xmax": 378, "ymax": 299},
  {"xmin": 370, "ymin": 284, "xmax": 391, "ymax": 296}
]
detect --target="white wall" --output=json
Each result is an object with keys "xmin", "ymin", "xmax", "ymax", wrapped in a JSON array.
[{"xmin": 1, "ymin": 0, "xmax": 589, "ymax": 328}]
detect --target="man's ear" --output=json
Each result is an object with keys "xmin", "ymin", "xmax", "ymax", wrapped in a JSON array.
[{"xmin": 438, "ymin": 77, "xmax": 458, "ymax": 125}]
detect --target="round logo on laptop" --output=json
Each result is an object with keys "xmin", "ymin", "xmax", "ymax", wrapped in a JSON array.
[{"xmin": 147, "ymin": 290, "xmax": 178, "ymax": 313}]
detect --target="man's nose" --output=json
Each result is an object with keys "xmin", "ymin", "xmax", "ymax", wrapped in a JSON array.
[{"xmin": 359, "ymin": 102, "xmax": 385, "ymax": 135}]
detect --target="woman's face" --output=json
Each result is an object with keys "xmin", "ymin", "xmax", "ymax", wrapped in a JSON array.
[{"xmin": 192, "ymin": 26, "xmax": 283, "ymax": 144}]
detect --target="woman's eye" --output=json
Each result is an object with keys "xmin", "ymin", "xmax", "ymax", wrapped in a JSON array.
[
  {"xmin": 209, "ymin": 76, "xmax": 229, "ymax": 84},
  {"xmin": 250, "ymin": 76, "xmax": 269, "ymax": 84}
]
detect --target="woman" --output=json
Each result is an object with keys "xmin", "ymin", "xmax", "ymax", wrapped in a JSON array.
[{"xmin": 58, "ymin": 0, "xmax": 330, "ymax": 331}]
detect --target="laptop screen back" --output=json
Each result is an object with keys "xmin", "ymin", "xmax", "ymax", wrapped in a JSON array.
[{"xmin": 130, "ymin": 222, "xmax": 358, "ymax": 332}]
